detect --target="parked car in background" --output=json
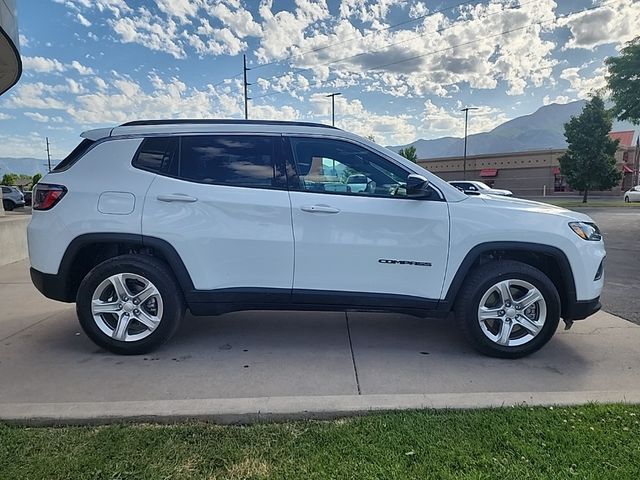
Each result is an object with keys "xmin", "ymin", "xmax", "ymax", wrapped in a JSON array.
[
  {"xmin": 1, "ymin": 185, "xmax": 25, "ymax": 211},
  {"xmin": 623, "ymin": 186, "xmax": 640, "ymax": 203},
  {"xmin": 346, "ymin": 174, "xmax": 369, "ymax": 193},
  {"xmin": 23, "ymin": 190, "xmax": 32, "ymax": 206},
  {"xmin": 449, "ymin": 180, "xmax": 513, "ymax": 197}
]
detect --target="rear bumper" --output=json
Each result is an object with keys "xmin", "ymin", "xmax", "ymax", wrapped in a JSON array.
[
  {"xmin": 565, "ymin": 297, "xmax": 601, "ymax": 321},
  {"xmin": 30, "ymin": 267, "xmax": 73, "ymax": 302}
]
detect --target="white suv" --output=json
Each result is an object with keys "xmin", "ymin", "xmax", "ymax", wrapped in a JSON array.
[{"xmin": 28, "ymin": 120, "xmax": 605, "ymax": 358}]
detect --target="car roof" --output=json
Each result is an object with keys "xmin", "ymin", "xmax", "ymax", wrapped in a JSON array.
[{"xmin": 81, "ymin": 119, "xmax": 340, "ymax": 141}]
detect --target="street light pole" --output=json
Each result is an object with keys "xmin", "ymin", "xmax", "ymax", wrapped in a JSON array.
[
  {"xmin": 461, "ymin": 107, "xmax": 478, "ymax": 180},
  {"xmin": 326, "ymin": 92, "xmax": 341, "ymax": 126}
]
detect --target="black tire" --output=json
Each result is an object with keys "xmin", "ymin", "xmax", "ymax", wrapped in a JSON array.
[
  {"xmin": 76, "ymin": 254, "xmax": 185, "ymax": 355},
  {"xmin": 3, "ymin": 200, "xmax": 14, "ymax": 211},
  {"xmin": 454, "ymin": 260, "xmax": 561, "ymax": 359},
  {"xmin": 625, "ymin": 196, "xmax": 630, "ymax": 203}
]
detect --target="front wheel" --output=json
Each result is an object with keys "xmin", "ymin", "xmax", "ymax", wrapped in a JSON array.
[
  {"xmin": 76, "ymin": 254, "xmax": 185, "ymax": 355},
  {"xmin": 625, "ymin": 196, "xmax": 630, "ymax": 203},
  {"xmin": 455, "ymin": 260, "xmax": 560, "ymax": 358}
]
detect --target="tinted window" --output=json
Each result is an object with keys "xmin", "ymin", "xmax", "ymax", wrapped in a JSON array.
[
  {"xmin": 53, "ymin": 138, "xmax": 95, "ymax": 172},
  {"xmin": 133, "ymin": 137, "xmax": 178, "ymax": 174},
  {"xmin": 289, "ymin": 138, "xmax": 410, "ymax": 198},
  {"xmin": 180, "ymin": 136, "xmax": 281, "ymax": 188},
  {"xmin": 1, "ymin": 187, "xmax": 10, "ymax": 194}
]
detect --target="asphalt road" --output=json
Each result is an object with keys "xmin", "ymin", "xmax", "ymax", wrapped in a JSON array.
[{"xmin": 575, "ymin": 207, "xmax": 640, "ymax": 325}]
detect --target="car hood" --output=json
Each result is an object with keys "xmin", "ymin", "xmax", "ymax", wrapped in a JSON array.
[
  {"xmin": 470, "ymin": 193, "xmax": 594, "ymax": 222},
  {"xmin": 487, "ymin": 188, "xmax": 512, "ymax": 195}
]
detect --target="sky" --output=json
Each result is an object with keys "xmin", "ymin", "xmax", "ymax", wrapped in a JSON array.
[{"xmin": 0, "ymin": 0, "xmax": 638, "ymax": 159}]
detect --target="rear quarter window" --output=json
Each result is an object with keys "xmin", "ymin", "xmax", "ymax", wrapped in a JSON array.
[
  {"xmin": 132, "ymin": 137, "xmax": 178, "ymax": 175},
  {"xmin": 52, "ymin": 138, "xmax": 95, "ymax": 172}
]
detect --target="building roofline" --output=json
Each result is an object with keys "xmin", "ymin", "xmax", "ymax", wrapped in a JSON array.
[{"xmin": 418, "ymin": 148, "xmax": 569, "ymax": 162}]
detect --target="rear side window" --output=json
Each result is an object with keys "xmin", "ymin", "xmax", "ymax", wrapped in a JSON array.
[
  {"xmin": 133, "ymin": 137, "xmax": 178, "ymax": 175},
  {"xmin": 52, "ymin": 138, "xmax": 95, "ymax": 172},
  {"xmin": 179, "ymin": 135, "xmax": 283, "ymax": 188}
]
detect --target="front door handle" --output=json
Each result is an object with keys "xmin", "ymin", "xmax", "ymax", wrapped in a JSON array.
[
  {"xmin": 300, "ymin": 205, "xmax": 340, "ymax": 214},
  {"xmin": 157, "ymin": 194, "xmax": 198, "ymax": 203}
]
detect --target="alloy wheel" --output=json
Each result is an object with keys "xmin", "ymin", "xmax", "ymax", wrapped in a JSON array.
[
  {"xmin": 477, "ymin": 279, "xmax": 547, "ymax": 347},
  {"xmin": 91, "ymin": 273, "xmax": 164, "ymax": 342}
]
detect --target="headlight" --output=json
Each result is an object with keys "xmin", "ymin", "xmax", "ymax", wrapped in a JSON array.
[{"xmin": 569, "ymin": 222, "xmax": 602, "ymax": 241}]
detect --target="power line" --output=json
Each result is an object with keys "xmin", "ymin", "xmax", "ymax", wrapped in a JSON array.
[
  {"xmin": 251, "ymin": 0, "xmax": 480, "ymax": 73},
  {"xmin": 260, "ymin": 0, "xmax": 542, "ymax": 86},
  {"xmin": 250, "ymin": 0, "xmax": 615, "ymax": 102}
]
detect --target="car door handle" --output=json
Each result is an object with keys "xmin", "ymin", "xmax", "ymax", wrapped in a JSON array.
[
  {"xmin": 300, "ymin": 205, "xmax": 340, "ymax": 214},
  {"xmin": 156, "ymin": 194, "xmax": 198, "ymax": 203}
]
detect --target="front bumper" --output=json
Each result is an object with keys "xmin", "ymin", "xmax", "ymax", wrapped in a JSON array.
[{"xmin": 564, "ymin": 297, "xmax": 601, "ymax": 321}]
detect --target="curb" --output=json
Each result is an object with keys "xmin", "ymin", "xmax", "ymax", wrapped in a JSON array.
[{"xmin": 3, "ymin": 390, "xmax": 640, "ymax": 426}]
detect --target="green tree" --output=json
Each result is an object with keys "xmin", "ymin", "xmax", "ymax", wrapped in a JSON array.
[
  {"xmin": 606, "ymin": 36, "xmax": 640, "ymax": 124},
  {"xmin": 559, "ymin": 96, "xmax": 621, "ymax": 203},
  {"xmin": 32, "ymin": 173, "xmax": 43, "ymax": 187},
  {"xmin": 1, "ymin": 173, "xmax": 18, "ymax": 186},
  {"xmin": 398, "ymin": 145, "xmax": 418, "ymax": 163}
]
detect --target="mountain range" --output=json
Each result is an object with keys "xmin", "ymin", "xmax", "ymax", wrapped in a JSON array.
[{"xmin": 389, "ymin": 100, "xmax": 637, "ymax": 159}]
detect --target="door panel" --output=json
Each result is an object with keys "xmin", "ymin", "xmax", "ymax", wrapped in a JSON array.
[
  {"xmin": 142, "ymin": 134, "xmax": 294, "ymax": 291},
  {"xmin": 286, "ymin": 137, "xmax": 450, "ymax": 300},
  {"xmin": 290, "ymin": 192, "xmax": 449, "ymax": 299}
]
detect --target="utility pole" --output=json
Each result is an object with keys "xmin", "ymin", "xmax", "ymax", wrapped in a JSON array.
[
  {"xmin": 460, "ymin": 107, "xmax": 478, "ymax": 180},
  {"xmin": 326, "ymin": 92, "xmax": 341, "ymax": 126},
  {"xmin": 243, "ymin": 54, "xmax": 251, "ymax": 120},
  {"xmin": 46, "ymin": 137, "xmax": 52, "ymax": 172}
]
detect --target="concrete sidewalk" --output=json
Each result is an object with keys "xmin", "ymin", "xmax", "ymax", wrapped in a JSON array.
[{"xmin": 2, "ymin": 260, "xmax": 640, "ymax": 424}]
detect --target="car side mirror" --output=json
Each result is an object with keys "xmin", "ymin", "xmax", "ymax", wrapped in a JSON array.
[{"xmin": 406, "ymin": 174, "xmax": 431, "ymax": 198}]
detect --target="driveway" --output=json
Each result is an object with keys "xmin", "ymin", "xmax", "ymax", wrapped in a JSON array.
[
  {"xmin": 575, "ymin": 208, "xmax": 640, "ymax": 325},
  {"xmin": 2, "ymin": 259, "xmax": 640, "ymax": 424}
]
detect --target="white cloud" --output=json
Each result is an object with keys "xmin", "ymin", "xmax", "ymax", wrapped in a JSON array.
[
  {"xmin": 110, "ymin": 8, "xmax": 187, "ymax": 59},
  {"xmin": 23, "ymin": 112, "xmax": 63, "ymax": 123},
  {"xmin": 18, "ymin": 34, "xmax": 29, "ymax": 47},
  {"xmin": 308, "ymin": 93, "xmax": 417, "ymax": 144},
  {"xmin": 0, "ymin": 113, "xmax": 13, "ymax": 120},
  {"xmin": 560, "ymin": 0, "xmax": 640, "ymax": 50},
  {"xmin": 543, "ymin": 94, "xmax": 570, "ymax": 105},
  {"xmin": 4, "ymin": 83, "xmax": 69, "ymax": 109},
  {"xmin": 76, "ymin": 13, "xmax": 92, "ymax": 27},
  {"xmin": 560, "ymin": 66, "xmax": 607, "ymax": 99},
  {"xmin": 70, "ymin": 60, "xmax": 95, "ymax": 75},
  {"xmin": 22, "ymin": 56, "xmax": 66, "ymax": 73}
]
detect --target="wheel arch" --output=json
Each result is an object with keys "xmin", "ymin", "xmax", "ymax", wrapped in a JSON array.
[
  {"xmin": 55, "ymin": 233, "xmax": 194, "ymax": 302},
  {"xmin": 442, "ymin": 242, "xmax": 577, "ymax": 318}
]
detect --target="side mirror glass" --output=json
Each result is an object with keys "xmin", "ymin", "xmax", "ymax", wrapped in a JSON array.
[{"xmin": 406, "ymin": 174, "xmax": 431, "ymax": 198}]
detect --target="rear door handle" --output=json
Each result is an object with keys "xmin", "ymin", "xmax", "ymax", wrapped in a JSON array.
[
  {"xmin": 300, "ymin": 205, "xmax": 340, "ymax": 214},
  {"xmin": 156, "ymin": 194, "xmax": 198, "ymax": 203}
]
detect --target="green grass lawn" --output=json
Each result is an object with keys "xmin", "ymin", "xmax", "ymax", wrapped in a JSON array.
[{"xmin": 2, "ymin": 404, "xmax": 640, "ymax": 479}]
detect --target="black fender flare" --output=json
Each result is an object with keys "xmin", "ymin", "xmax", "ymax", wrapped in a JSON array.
[
  {"xmin": 440, "ymin": 241, "xmax": 577, "ymax": 315},
  {"xmin": 56, "ymin": 233, "xmax": 194, "ymax": 301}
]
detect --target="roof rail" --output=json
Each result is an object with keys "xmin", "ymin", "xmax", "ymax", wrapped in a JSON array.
[{"xmin": 119, "ymin": 119, "xmax": 338, "ymax": 129}]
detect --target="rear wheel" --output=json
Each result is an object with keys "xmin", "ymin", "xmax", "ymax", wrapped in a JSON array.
[
  {"xmin": 76, "ymin": 254, "xmax": 184, "ymax": 354},
  {"xmin": 2, "ymin": 200, "xmax": 14, "ymax": 211},
  {"xmin": 455, "ymin": 260, "xmax": 560, "ymax": 358}
]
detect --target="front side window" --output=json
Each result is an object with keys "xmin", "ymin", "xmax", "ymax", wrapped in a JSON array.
[
  {"xmin": 180, "ymin": 135, "xmax": 283, "ymax": 188},
  {"xmin": 289, "ymin": 137, "xmax": 410, "ymax": 198}
]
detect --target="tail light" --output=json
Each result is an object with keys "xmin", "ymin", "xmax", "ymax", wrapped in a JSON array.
[{"xmin": 33, "ymin": 184, "xmax": 67, "ymax": 210}]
